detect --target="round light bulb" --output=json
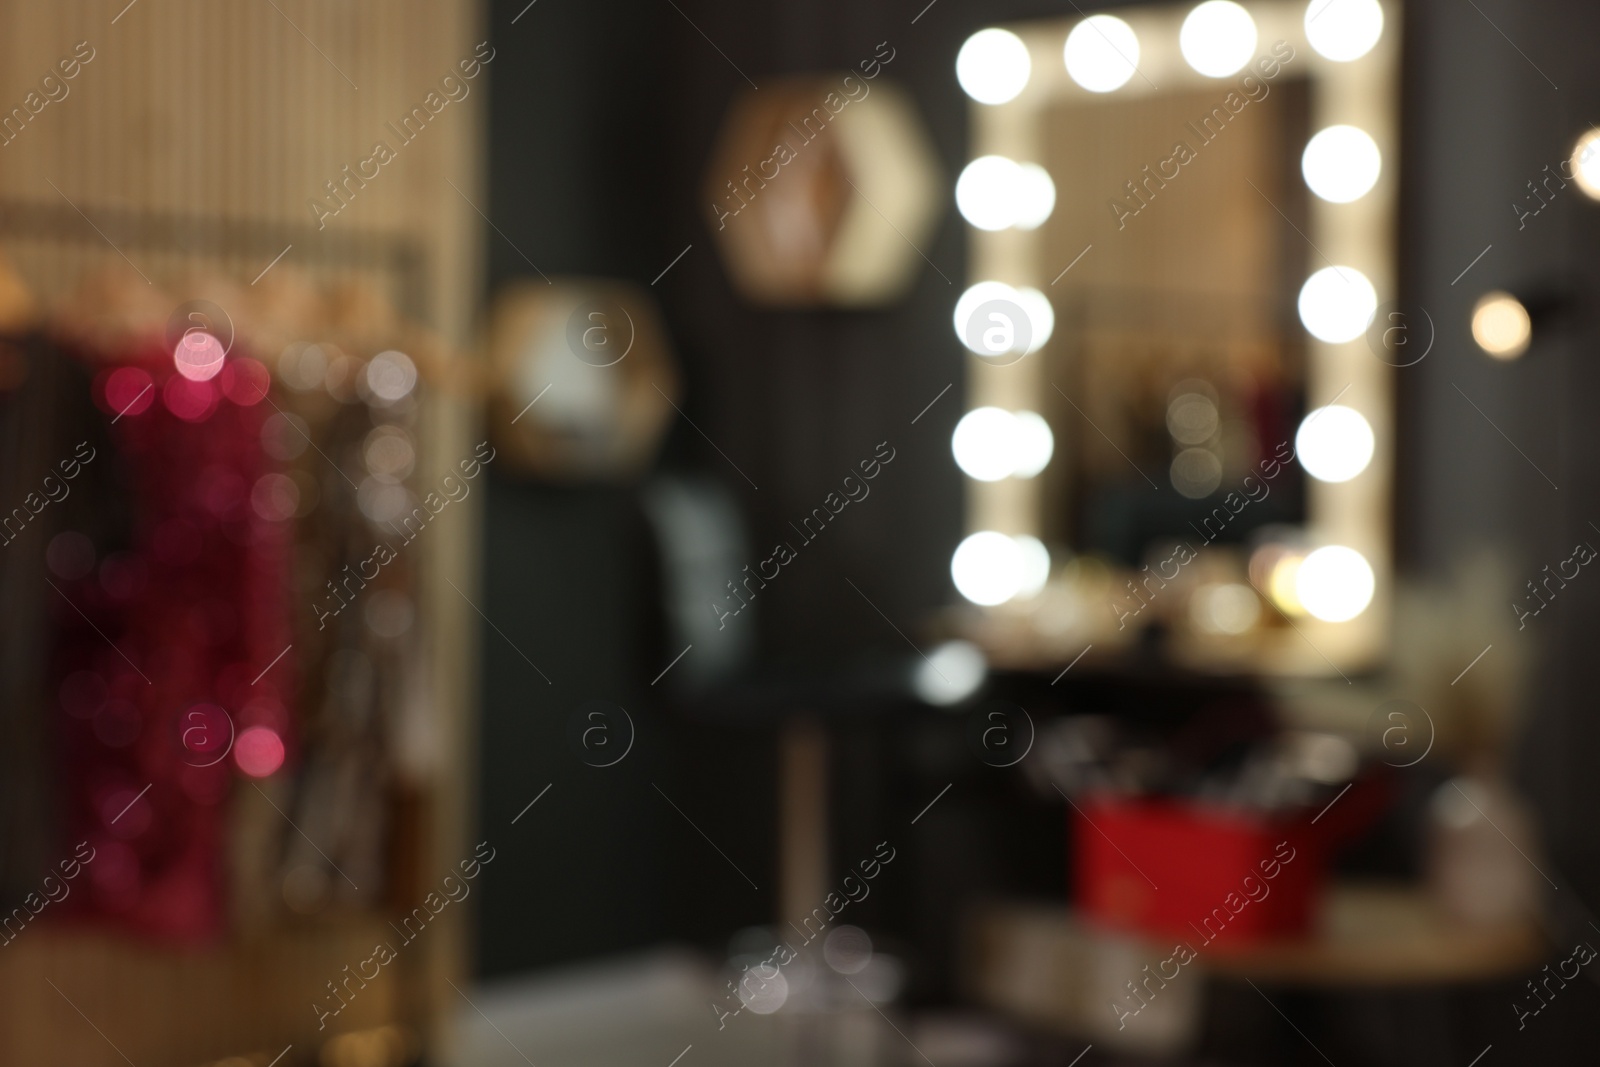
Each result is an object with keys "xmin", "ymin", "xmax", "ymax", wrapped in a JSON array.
[
  {"xmin": 1014, "ymin": 535, "xmax": 1052, "ymax": 597},
  {"xmin": 952, "ymin": 531, "xmax": 1025, "ymax": 606},
  {"xmin": 1302, "ymin": 126, "xmax": 1381, "ymax": 203},
  {"xmin": 1180, "ymin": 1, "xmax": 1258, "ymax": 78},
  {"xmin": 957, "ymin": 29, "xmax": 1032, "ymax": 105},
  {"xmin": 953, "ymin": 281, "xmax": 1028, "ymax": 357},
  {"xmin": 1571, "ymin": 129, "xmax": 1600, "ymax": 200},
  {"xmin": 1295, "ymin": 404, "xmax": 1374, "ymax": 482},
  {"xmin": 952, "ymin": 407, "xmax": 1023, "ymax": 481},
  {"xmin": 1296, "ymin": 545, "xmax": 1375, "ymax": 622},
  {"xmin": 1305, "ymin": 0, "xmax": 1384, "ymax": 62},
  {"xmin": 956, "ymin": 156, "xmax": 1025, "ymax": 231},
  {"xmin": 1298, "ymin": 266, "xmax": 1377, "ymax": 343},
  {"xmin": 1471, "ymin": 291, "xmax": 1531, "ymax": 360},
  {"xmin": 1064, "ymin": 15, "xmax": 1140, "ymax": 93},
  {"xmin": 954, "ymin": 282, "xmax": 1016, "ymax": 338},
  {"xmin": 956, "ymin": 158, "xmax": 1054, "ymax": 231},
  {"xmin": 1015, "ymin": 287, "xmax": 1055, "ymax": 352},
  {"xmin": 1014, "ymin": 164, "xmax": 1057, "ymax": 229},
  {"xmin": 1013, "ymin": 411, "xmax": 1054, "ymax": 477}
]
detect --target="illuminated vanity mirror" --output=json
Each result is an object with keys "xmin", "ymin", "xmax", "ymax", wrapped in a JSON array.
[{"xmin": 951, "ymin": 0, "xmax": 1397, "ymax": 676}]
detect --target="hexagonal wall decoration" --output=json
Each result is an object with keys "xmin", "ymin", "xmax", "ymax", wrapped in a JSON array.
[
  {"xmin": 704, "ymin": 75, "xmax": 943, "ymax": 307},
  {"xmin": 486, "ymin": 278, "xmax": 679, "ymax": 482}
]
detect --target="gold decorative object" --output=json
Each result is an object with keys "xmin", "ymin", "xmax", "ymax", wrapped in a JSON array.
[
  {"xmin": 704, "ymin": 74, "xmax": 942, "ymax": 306},
  {"xmin": 486, "ymin": 278, "xmax": 679, "ymax": 481}
]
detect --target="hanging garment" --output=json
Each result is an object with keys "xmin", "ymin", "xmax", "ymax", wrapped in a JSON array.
[{"xmin": 48, "ymin": 342, "xmax": 294, "ymax": 942}]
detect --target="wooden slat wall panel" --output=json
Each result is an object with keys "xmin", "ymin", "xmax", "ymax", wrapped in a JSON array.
[
  {"xmin": 0, "ymin": 2, "xmax": 484, "ymax": 1065},
  {"xmin": 0, "ymin": 0, "xmax": 483, "ymax": 341}
]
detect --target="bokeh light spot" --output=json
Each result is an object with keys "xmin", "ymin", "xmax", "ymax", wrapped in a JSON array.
[
  {"xmin": 174, "ymin": 330, "xmax": 226, "ymax": 381},
  {"xmin": 235, "ymin": 725, "xmax": 286, "ymax": 778}
]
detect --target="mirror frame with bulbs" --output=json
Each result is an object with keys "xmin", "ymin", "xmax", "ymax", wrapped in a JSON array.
[{"xmin": 953, "ymin": 0, "xmax": 1399, "ymax": 677}]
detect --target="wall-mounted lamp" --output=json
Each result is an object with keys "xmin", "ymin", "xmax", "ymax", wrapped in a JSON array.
[
  {"xmin": 1571, "ymin": 128, "xmax": 1600, "ymax": 200},
  {"xmin": 1470, "ymin": 291, "xmax": 1531, "ymax": 360},
  {"xmin": 704, "ymin": 75, "xmax": 941, "ymax": 307},
  {"xmin": 1470, "ymin": 286, "xmax": 1576, "ymax": 361}
]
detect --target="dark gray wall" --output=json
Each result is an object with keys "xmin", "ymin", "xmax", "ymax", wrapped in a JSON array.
[
  {"xmin": 1398, "ymin": 2, "xmax": 1600, "ymax": 907},
  {"xmin": 473, "ymin": 5, "xmax": 1600, "ymax": 1048}
]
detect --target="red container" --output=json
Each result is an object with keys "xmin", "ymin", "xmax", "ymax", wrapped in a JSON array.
[{"xmin": 1072, "ymin": 796, "xmax": 1326, "ymax": 948}]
